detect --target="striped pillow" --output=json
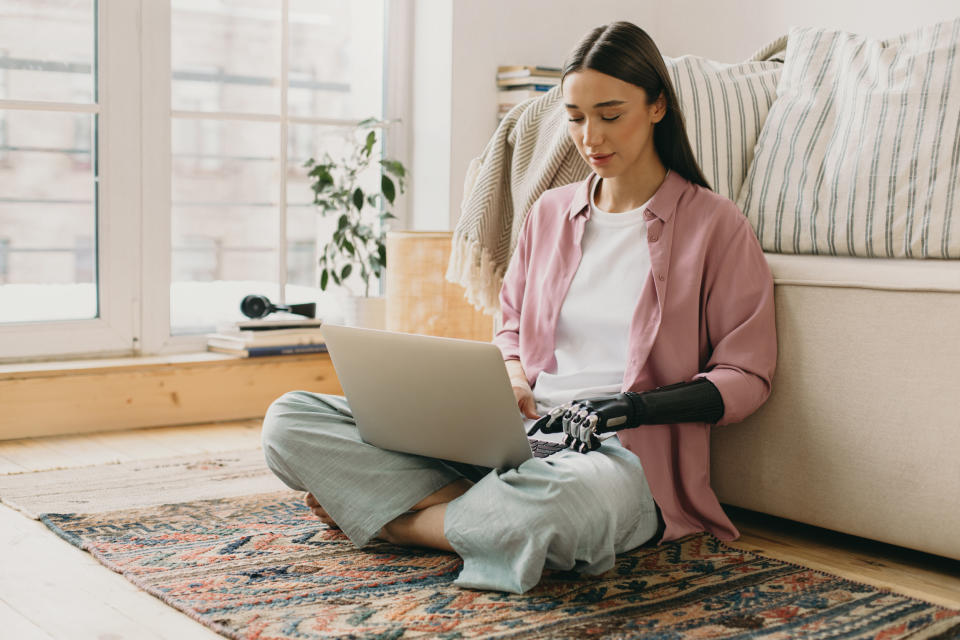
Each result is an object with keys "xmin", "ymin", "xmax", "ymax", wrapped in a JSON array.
[
  {"xmin": 666, "ymin": 56, "xmax": 782, "ymax": 202},
  {"xmin": 737, "ymin": 20, "xmax": 960, "ymax": 258}
]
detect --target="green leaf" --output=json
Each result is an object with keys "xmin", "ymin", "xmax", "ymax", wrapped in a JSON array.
[
  {"xmin": 337, "ymin": 214, "xmax": 348, "ymax": 231},
  {"xmin": 320, "ymin": 269, "xmax": 329, "ymax": 291},
  {"xmin": 310, "ymin": 166, "xmax": 334, "ymax": 191},
  {"xmin": 332, "ymin": 270, "xmax": 342, "ymax": 285},
  {"xmin": 357, "ymin": 117, "xmax": 379, "ymax": 128},
  {"xmin": 352, "ymin": 187, "xmax": 364, "ymax": 212},
  {"xmin": 363, "ymin": 131, "xmax": 376, "ymax": 157},
  {"xmin": 341, "ymin": 264, "xmax": 352, "ymax": 280},
  {"xmin": 343, "ymin": 240, "xmax": 356, "ymax": 256},
  {"xmin": 380, "ymin": 159, "xmax": 406, "ymax": 178},
  {"xmin": 304, "ymin": 157, "xmax": 315, "ymax": 168},
  {"xmin": 379, "ymin": 212, "xmax": 397, "ymax": 221},
  {"xmin": 378, "ymin": 245, "xmax": 387, "ymax": 265},
  {"xmin": 381, "ymin": 175, "xmax": 396, "ymax": 204}
]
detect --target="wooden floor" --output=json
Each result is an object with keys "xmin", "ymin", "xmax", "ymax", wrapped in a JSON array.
[{"xmin": 1, "ymin": 422, "xmax": 958, "ymax": 639}]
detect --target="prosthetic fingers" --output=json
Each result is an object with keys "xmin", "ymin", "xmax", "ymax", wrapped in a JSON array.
[{"xmin": 527, "ymin": 378, "xmax": 725, "ymax": 453}]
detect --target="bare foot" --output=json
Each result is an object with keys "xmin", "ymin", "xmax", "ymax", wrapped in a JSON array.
[{"xmin": 304, "ymin": 492, "xmax": 340, "ymax": 529}]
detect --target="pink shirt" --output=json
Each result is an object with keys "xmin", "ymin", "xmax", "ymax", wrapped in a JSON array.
[{"xmin": 494, "ymin": 170, "xmax": 777, "ymax": 544}]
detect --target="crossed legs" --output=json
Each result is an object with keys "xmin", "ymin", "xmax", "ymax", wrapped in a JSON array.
[
  {"xmin": 262, "ymin": 390, "xmax": 661, "ymax": 593},
  {"xmin": 303, "ymin": 478, "xmax": 473, "ymax": 551},
  {"xmin": 261, "ymin": 391, "xmax": 483, "ymax": 549}
]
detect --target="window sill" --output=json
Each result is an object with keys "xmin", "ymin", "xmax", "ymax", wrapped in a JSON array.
[
  {"xmin": 0, "ymin": 351, "xmax": 341, "ymax": 441},
  {"xmin": 0, "ymin": 350, "xmax": 274, "ymax": 379}
]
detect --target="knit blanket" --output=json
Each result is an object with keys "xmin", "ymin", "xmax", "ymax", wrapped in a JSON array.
[
  {"xmin": 446, "ymin": 36, "xmax": 788, "ymax": 316},
  {"xmin": 445, "ymin": 85, "xmax": 591, "ymax": 314}
]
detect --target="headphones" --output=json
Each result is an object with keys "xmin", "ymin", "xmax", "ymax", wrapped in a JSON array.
[{"xmin": 240, "ymin": 294, "xmax": 316, "ymax": 320}]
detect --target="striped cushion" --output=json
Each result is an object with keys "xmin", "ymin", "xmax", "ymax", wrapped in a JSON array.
[
  {"xmin": 737, "ymin": 20, "xmax": 960, "ymax": 258},
  {"xmin": 666, "ymin": 56, "xmax": 782, "ymax": 202}
]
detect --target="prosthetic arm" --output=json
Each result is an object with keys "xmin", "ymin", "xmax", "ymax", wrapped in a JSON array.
[{"xmin": 528, "ymin": 378, "xmax": 724, "ymax": 453}]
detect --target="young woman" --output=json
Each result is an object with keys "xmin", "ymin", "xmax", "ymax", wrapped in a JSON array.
[{"xmin": 261, "ymin": 21, "xmax": 776, "ymax": 595}]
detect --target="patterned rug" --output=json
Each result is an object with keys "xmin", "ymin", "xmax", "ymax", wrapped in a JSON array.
[{"xmin": 41, "ymin": 490, "xmax": 960, "ymax": 640}]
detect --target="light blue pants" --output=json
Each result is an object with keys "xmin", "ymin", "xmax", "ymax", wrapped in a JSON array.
[{"xmin": 261, "ymin": 390, "xmax": 661, "ymax": 594}]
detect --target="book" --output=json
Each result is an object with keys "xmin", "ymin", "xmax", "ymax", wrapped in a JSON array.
[
  {"xmin": 498, "ymin": 88, "xmax": 552, "ymax": 106},
  {"xmin": 496, "ymin": 65, "xmax": 562, "ymax": 79},
  {"xmin": 212, "ymin": 326, "xmax": 326, "ymax": 339},
  {"xmin": 497, "ymin": 76, "xmax": 560, "ymax": 88},
  {"xmin": 208, "ymin": 343, "xmax": 329, "ymax": 358},
  {"xmin": 216, "ymin": 317, "xmax": 324, "ymax": 333},
  {"xmin": 206, "ymin": 331, "xmax": 325, "ymax": 350}
]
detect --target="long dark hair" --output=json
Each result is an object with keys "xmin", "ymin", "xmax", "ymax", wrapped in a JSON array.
[{"xmin": 562, "ymin": 21, "xmax": 711, "ymax": 191}]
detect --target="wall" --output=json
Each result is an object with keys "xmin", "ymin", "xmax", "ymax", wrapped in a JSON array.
[
  {"xmin": 409, "ymin": 0, "xmax": 452, "ymax": 231},
  {"xmin": 408, "ymin": 0, "xmax": 960, "ymax": 231},
  {"xmin": 410, "ymin": 0, "xmax": 644, "ymax": 231}
]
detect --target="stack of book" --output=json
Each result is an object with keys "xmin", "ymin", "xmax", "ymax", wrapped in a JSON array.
[
  {"xmin": 497, "ymin": 65, "xmax": 561, "ymax": 119},
  {"xmin": 206, "ymin": 317, "xmax": 327, "ymax": 357}
]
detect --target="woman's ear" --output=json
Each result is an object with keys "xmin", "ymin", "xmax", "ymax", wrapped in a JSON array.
[{"xmin": 651, "ymin": 92, "xmax": 667, "ymax": 123}]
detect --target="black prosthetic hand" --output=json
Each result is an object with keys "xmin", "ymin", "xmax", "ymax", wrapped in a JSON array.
[{"xmin": 528, "ymin": 378, "xmax": 725, "ymax": 453}]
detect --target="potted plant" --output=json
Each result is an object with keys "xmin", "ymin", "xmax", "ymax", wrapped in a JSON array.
[{"xmin": 306, "ymin": 118, "xmax": 407, "ymax": 328}]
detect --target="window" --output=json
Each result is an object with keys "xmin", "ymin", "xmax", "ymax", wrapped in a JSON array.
[
  {"xmin": 0, "ymin": 48, "xmax": 9, "ymax": 167},
  {"xmin": 0, "ymin": 0, "xmax": 106, "ymax": 337},
  {"xmin": 0, "ymin": 1, "xmax": 410, "ymax": 361},
  {"xmin": 0, "ymin": 238, "xmax": 9, "ymax": 283},
  {"xmin": 168, "ymin": 0, "xmax": 388, "ymax": 336}
]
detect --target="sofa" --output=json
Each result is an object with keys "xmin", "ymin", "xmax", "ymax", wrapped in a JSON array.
[
  {"xmin": 449, "ymin": 19, "xmax": 960, "ymax": 562},
  {"xmin": 712, "ymin": 252, "xmax": 960, "ymax": 562}
]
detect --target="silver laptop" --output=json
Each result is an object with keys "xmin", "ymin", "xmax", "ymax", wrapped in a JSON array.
[{"xmin": 320, "ymin": 324, "xmax": 565, "ymax": 469}]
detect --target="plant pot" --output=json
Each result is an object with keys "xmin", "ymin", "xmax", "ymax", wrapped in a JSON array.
[{"xmin": 340, "ymin": 295, "xmax": 386, "ymax": 329}]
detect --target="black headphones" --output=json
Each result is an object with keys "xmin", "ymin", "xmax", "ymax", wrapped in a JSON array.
[{"xmin": 240, "ymin": 294, "xmax": 316, "ymax": 320}]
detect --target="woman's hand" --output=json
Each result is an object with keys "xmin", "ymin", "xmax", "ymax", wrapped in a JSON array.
[
  {"xmin": 304, "ymin": 492, "xmax": 340, "ymax": 529},
  {"xmin": 512, "ymin": 384, "xmax": 540, "ymax": 419},
  {"xmin": 505, "ymin": 359, "xmax": 540, "ymax": 419}
]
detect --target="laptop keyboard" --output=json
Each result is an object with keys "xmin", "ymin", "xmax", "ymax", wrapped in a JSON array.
[{"xmin": 529, "ymin": 438, "xmax": 567, "ymax": 458}]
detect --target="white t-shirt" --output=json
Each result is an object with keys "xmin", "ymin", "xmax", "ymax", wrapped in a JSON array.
[{"xmin": 533, "ymin": 178, "xmax": 653, "ymax": 415}]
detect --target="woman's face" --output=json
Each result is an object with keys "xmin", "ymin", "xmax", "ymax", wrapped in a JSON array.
[{"xmin": 562, "ymin": 68, "xmax": 666, "ymax": 179}]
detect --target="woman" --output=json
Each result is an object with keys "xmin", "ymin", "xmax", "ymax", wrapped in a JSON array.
[{"xmin": 261, "ymin": 21, "xmax": 776, "ymax": 594}]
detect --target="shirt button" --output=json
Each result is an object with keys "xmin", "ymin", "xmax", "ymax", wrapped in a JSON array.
[
  {"xmin": 648, "ymin": 233, "xmax": 659, "ymax": 242},
  {"xmin": 658, "ymin": 274, "xmax": 665, "ymax": 281}
]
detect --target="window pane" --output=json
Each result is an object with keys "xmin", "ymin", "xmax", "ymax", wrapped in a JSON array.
[
  {"xmin": 171, "ymin": 1, "xmax": 281, "ymax": 115},
  {"xmin": 0, "ymin": 0, "xmax": 95, "ymax": 104},
  {"xmin": 286, "ymin": 124, "xmax": 355, "ymax": 321},
  {"xmin": 287, "ymin": 123, "xmax": 385, "ymax": 306},
  {"xmin": 288, "ymin": 0, "xmax": 384, "ymax": 119},
  {"xmin": 171, "ymin": 118, "xmax": 279, "ymax": 334},
  {"xmin": 0, "ymin": 109, "xmax": 96, "ymax": 323}
]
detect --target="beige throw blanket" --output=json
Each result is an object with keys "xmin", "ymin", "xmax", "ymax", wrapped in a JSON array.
[
  {"xmin": 446, "ymin": 37, "xmax": 788, "ymax": 316},
  {"xmin": 445, "ymin": 85, "xmax": 591, "ymax": 315}
]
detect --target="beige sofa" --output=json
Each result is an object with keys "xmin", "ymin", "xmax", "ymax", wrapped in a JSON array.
[{"xmin": 711, "ymin": 254, "xmax": 960, "ymax": 561}]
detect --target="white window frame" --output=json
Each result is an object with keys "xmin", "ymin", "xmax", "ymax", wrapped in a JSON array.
[
  {"xmin": 0, "ymin": 0, "xmax": 412, "ymax": 362},
  {"xmin": 0, "ymin": 1, "xmax": 139, "ymax": 362}
]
